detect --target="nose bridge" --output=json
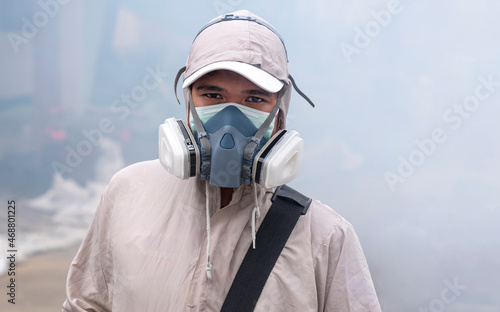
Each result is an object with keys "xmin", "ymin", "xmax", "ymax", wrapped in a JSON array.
[
  {"xmin": 224, "ymin": 93, "xmax": 243, "ymax": 105},
  {"xmin": 204, "ymin": 105, "xmax": 258, "ymax": 137}
]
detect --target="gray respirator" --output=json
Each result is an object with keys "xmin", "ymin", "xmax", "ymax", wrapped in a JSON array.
[{"xmin": 159, "ymin": 91, "xmax": 303, "ymax": 188}]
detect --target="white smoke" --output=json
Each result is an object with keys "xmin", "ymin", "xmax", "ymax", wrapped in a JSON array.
[{"xmin": 0, "ymin": 138, "xmax": 124, "ymax": 276}]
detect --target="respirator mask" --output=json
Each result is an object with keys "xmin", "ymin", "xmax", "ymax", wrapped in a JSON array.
[{"xmin": 159, "ymin": 90, "xmax": 303, "ymax": 189}]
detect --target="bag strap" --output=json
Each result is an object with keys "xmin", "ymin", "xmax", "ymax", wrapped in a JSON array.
[{"xmin": 220, "ymin": 185, "xmax": 312, "ymax": 312}]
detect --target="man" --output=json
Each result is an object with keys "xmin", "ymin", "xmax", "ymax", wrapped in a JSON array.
[{"xmin": 63, "ymin": 10, "xmax": 381, "ymax": 311}]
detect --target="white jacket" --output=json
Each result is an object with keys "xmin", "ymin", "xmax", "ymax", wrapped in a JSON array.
[{"xmin": 63, "ymin": 159, "xmax": 381, "ymax": 311}]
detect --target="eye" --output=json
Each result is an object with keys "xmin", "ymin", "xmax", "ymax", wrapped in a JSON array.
[
  {"xmin": 204, "ymin": 93, "xmax": 223, "ymax": 99},
  {"xmin": 247, "ymin": 96, "xmax": 264, "ymax": 103}
]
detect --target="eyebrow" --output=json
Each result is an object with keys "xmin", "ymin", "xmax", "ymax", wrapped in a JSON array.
[
  {"xmin": 242, "ymin": 89, "xmax": 272, "ymax": 98},
  {"xmin": 196, "ymin": 84, "xmax": 225, "ymax": 92},
  {"xmin": 196, "ymin": 84, "xmax": 271, "ymax": 98}
]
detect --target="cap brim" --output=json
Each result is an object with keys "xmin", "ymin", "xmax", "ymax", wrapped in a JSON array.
[{"xmin": 182, "ymin": 61, "xmax": 284, "ymax": 93}]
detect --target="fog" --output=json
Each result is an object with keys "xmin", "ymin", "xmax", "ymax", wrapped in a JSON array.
[{"xmin": 1, "ymin": 0, "xmax": 499, "ymax": 311}]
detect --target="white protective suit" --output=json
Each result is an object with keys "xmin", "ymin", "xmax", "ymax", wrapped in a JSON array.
[
  {"xmin": 63, "ymin": 160, "xmax": 381, "ymax": 311},
  {"xmin": 63, "ymin": 10, "xmax": 382, "ymax": 312}
]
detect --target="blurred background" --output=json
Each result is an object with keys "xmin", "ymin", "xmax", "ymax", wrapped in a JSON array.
[{"xmin": 1, "ymin": 0, "xmax": 499, "ymax": 311}]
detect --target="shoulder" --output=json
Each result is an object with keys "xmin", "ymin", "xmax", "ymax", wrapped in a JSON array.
[
  {"xmin": 308, "ymin": 198, "xmax": 355, "ymax": 239},
  {"xmin": 110, "ymin": 159, "xmax": 165, "ymax": 183},
  {"xmin": 99, "ymin": 159, "xmax": 189, "ymax": 206},
  {"xmin": 305, "ymin": 199, "xmax": 381, "ymax": 310},
  {"xmin": 106, "ymin": 159, "xmax": 170, "ymax": 191},
  {"xmin": 306, "ymin": 198, "xmax": 362, "ymax": 263},
  {"xmin": 96, "ymin": 158, "xmax": 198, "ymax": 222}
]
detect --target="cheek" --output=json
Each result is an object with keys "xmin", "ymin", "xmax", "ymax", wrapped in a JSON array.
[
  {"xmin": 265, "ymin": 102, "xmax": 276, "ymax": 113},
  {"xmin": 252, "ymin": 99, "xmax": 277, "ymax": 113},
  {"xmin": 267, "ymin": 95, "xmax": 280, "ymax": 113},
  {"xmin": 191, "ymin": 94, "xmax": 205, "ymax": 107},
  {"xmin": 191, "ymin": 90, "xmax": 214, "ymax": 107}
]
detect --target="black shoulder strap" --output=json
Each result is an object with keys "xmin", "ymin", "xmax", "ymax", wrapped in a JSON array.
[{"xmin": 221, "ymin": 185, "xmax": 312, "ymax": 312}]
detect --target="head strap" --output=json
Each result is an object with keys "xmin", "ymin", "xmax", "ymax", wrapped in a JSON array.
[
  {"xmin": 241, "ymin": 96, "xmax": 282, "ymax": 183},
  {"xmin": 289, "ymin": 74, "xmax": 315, "ymax": 108},
  {"xmin": 174, "ymin": 66, "xmax": 186, "ymax": 105},
  {"xmin": 188, "ymin": 89, "xmax": 212, "ymax": 178}
]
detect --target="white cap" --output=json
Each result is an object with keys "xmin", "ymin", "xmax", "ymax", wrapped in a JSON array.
[{"xmin": 182, "ymin": 61, "xmax": 284, "ymax": 93}]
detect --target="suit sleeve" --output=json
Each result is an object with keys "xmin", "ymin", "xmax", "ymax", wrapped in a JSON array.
[
  {"xmin": 315, "ymin": 218, "xmax": 382, "ymax": 312},
  {"xmin": 62, "ymin": 187, "xmax": 113, "ymax": 312}
]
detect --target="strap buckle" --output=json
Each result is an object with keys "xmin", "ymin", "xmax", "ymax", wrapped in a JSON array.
[{"xmin": 271, "ymin": 184, "xmax": 312, "ymax": 215}]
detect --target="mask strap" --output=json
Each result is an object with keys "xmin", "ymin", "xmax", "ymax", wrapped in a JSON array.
[
  {"xmin": 254, "ymin": 97, "xmax": 282, "ymax": 141},
  {"xmin": 241, "ymin": 96, "xmax": 282, "ymax": 183},
  {"xmin": 188, "ymin": 89, "xmax": 212, "ymax": 178},
  {"xmin": 289, "ymin": 74, "xmax": 315, "ymax": 108},
  {"xmin": 174, "ymin": 66, "xmax": 187, "ymax": 105}
]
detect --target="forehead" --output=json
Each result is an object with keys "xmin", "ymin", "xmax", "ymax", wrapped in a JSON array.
[{"xmin": 193, "ymin": 70, "xmax": 259, "ymax": 89}]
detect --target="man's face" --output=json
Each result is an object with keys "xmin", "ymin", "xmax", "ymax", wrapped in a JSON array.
[{"xmin": 191, "ymin": 70, "xmax": 278, "ymax": 112}]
